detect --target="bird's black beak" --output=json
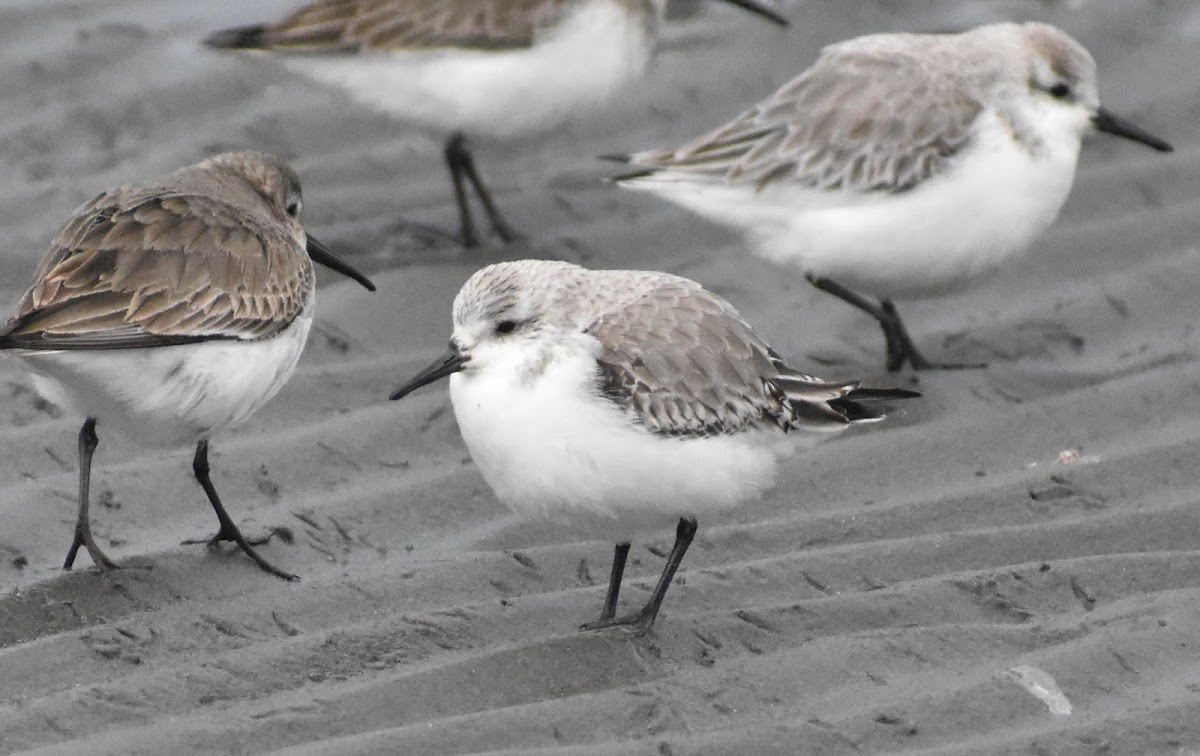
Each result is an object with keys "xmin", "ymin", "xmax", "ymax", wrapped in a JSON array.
[
  {"xmin": 390, "ymin": 345, "xmax": 470, "ymax": 400},
  {"xmin": 306, "ymin": 235, "xmax": 377, "ymax": 292},
  {"xmin": 713, "ymin": 0, "xmax": 789, "ymax": 27},
  {"xmin": 1092, "ymin": 108, "xmax": 1173, "ymax": 153}
]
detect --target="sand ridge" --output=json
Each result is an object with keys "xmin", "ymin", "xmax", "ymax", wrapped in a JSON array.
[{"xmin": 0, "ymin": 0, "xmax": 1198, "ymax": 753}]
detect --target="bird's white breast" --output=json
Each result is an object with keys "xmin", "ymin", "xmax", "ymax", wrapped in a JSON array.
[
  {"xmin": 626, "ymin": 107, "xmax": 1085, "ymax": 300},
  {"xmin": 283, "ymin": 1, "xmax": 656, "ymax": 139},
  {"xmin": 15, "ymin": 309, "xmax": 313, "ymax": 447},
  {"xmin": 448, "ymin": 334, "xmax": 778, "ymax": 541}
]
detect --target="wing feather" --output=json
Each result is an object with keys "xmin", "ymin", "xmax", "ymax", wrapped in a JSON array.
[
  {"xmin": 207, "ymin": 0, "xmax": 574, "ymax": 53},
  {"xmin": 622, "ymin": 37, "xmax": 983, "ymax": 194},
  {"xmin": 0, "ymin": 188, "xmax": 312, "ymax": 351},
  {"xmin": 588, "ymin": 277, "xmax": 903, "ymax": 437}
]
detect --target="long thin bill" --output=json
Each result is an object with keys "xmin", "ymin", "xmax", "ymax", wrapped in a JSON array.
[
  {"xmin": 390, "ymin": 347, "xmax": 470, "ymax": 400},
  {"xmin": 713, "ymin": 0, "xmax": 789, "ymax": 27},
  {"xmin": 306, "ymin": 235, "xmax": 377, "ymax": 292},
  {"xmin": 1092, "ymin": 108, "xmax": 1173, "ymax": 153}
]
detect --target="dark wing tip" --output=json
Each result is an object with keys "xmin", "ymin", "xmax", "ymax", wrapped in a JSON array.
[
  {"xmin": 598, "ymin": 153, "xmax": 662, "ymax": 183},
  {"xmin": 204, "ymin": 24, "xmax": 270, "ymax": 50},
  {"xmin": 610, "ymin": 168, "xmax": 659, "ymax": 184},
  {"xmin": 845, "ymin": 387, "xmax": 922, "ymax": 401},
  {"xmin": 0, "ymin": 329, "xmax": 226, "ymax": 351},
  {"xmin": 826, "ymin": 397, "xmax": 884, "ymax": 422},
  {"xmin": 827, "ymin": 386, "xmax": 921, "ymax": 422},
  {"xmin": 0, "ymin": 315, "xmax": 32, "ymax": 350}
]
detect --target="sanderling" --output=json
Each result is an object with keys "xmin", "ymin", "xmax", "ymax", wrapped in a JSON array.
[
  {"xmin": 0, "ymin": 151, "xmax": 376, "ymax": 580},
  {"xmin": 204, "ymin": 0, "xmax": 789, "ymax": 247},
  {"xmin": 610, "ymin": 22, "xmax": 1172, "ymax": 371},
  {"xmin": 390, "ymin": 259, "xmax": 917, "ymax": 633}
]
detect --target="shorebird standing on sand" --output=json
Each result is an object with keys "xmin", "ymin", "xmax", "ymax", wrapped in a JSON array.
[
  {"xmin": 610, "ymin": 22, "xmax": 1173, "ymax": 372},
  {"xmin": 0, "ymin": 151, "xmax": 376, "ymax": 580},
  {"xmin": 204, "ymin": 0, "xmax": 790, "ymax": 248},
  {"xmin": 390, "ymin": 259, "xmax": 917, "ymax": 633}
]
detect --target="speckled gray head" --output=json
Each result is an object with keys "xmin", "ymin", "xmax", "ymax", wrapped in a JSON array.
[
  {"xmin": 941, "ymin": 23, "xmax": 1100, "ymax": 113},
  {"xmin": 450, "ymin": 260, "xmax": 591, "ymax": 347},
  {"xmin": 389, "ymin": 260, "xmax": 631, "ymax": 397},
  {"xmin": 966, "ymin": 23, "xmax": 1168, "ymax": 149}
]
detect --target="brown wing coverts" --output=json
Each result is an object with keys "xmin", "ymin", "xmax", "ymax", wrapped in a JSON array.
[
  {"xmin": 221, "ymin": 0, "xmax": 573, "ymax": 52},
  {"xmin": 626, "ymin": 44, "xmax": 982, "ymax": 194},
  {"xmin": 1, "ymin": 191, "xmax": 312, "ymax": 350},
  {"xmin": 590, "ymin": 281, "xmax": 859, "ymax": 437}
]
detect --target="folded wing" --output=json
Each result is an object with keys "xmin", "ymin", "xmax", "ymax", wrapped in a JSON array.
[
  {"xmin": 205, "ymin": 0, "xmax": 574, "ymax": 53},
  {"xmin": 619, "ymin": 38, "xmax": 982, "ymax": 194},
  {"xmin": 588, "ymin": 278, "xmax": 915, "ymax": 436},
  {"xmin": 0, "ymin": 189, "xmax": 311, "ymax": 350}
]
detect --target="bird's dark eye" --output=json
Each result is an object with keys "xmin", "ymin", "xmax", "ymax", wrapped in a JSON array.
[
  {"xmin": 286, "ymin": 201, "xmax": 301, "ymax": 217},
  {"xmin": 1048, "ymin": 83, "xmax": 1071, "ymax": 99},
  {"xmin": 494, "ymin": 320, "xmax": 519, "ymax": 335}
]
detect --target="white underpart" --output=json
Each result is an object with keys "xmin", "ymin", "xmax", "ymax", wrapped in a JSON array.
[
  {"xmin": 624, "ymin": 101, "xmax": 1088, "ymax": 300},
  {"xmin": 449, "ymin": 333, "xmax": 780, "ymax": 542},
  {"xmin": 282, "ymin": 2, "xmax": 656, "ymax": 139},
  {"xmin": 15, "ymin": 307, "xmax": 313, "ymax": 448}
]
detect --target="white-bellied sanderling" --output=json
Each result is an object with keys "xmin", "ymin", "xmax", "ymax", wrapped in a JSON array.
[
  {"xmin": 390, "ymin": 259, "xmax": 917, "ymax": 633},
  {"xmin": 0, "ymin": 151, "xmax": 376, "ymax": 580},
  {"xmin": 204, "ymin": 0, "xmax": 789, "ymax": 247},
  {"xmin": 611, "ymin": 22, "xmax": 1172, "ymax": 371}
]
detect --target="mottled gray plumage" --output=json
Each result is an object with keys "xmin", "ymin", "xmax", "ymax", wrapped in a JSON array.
[
  {"xmin": 618, "ymin": 23, "xmax": 1106, "ymax": 194},
  {"xmin": 588, "ymin": 277, "xmax": 858, "ymax": 435},
  {"xmin": 450, "ymin": 260, "xmax": 914, "ymax": 437}
]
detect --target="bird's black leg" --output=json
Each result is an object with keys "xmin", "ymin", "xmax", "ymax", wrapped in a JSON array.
[
  {"xmin": 806, "ymin": 274, "xmax": 984, "ymax": 371},
  {"xmin": 443, "ymin": 132, "xmax": 479, "ymax": 247},
  {"xmin": 879, "ymin": 299, "xmax": 986, "ymax": 372},
  {"xmin": 63, "ymin": 418, "xmax": 119, "ymax": 571},
  {"xmin": 189, "ymin": 440, "xmax": 297, "ymax": 581},
  {"xmin": 581, "ymin": 517, "xmax": 697, "ymax": 635},
  {"xmin": 445, "ymin": 132, "xmax": 518, "ymax": 244},
  {"xmin": 592, "ymin": 542, "xmax": 631, "ymax": 624}
]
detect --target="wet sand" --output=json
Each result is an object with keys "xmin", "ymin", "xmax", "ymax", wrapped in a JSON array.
[{"xmin": 0, "ymin": 0, "xmax": 1198, "ymax": 753}]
